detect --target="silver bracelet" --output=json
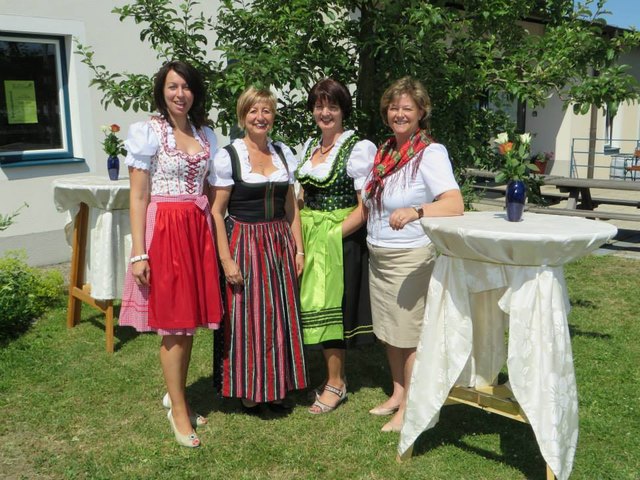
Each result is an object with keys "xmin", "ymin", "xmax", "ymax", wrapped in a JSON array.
[
  {"xmin": 130, "ymin": 254, "xmax": 149, "ymax": 264},
  {"xmin": 296, "ymin": 251, "xmax": 305, "ymax": 256}
]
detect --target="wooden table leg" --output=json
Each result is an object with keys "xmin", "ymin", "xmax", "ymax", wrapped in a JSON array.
[
  {"xmin": 104, "ymin": 300, "xmax": 114, "ymax": 353},
  {"xmin": 67, "ymin": 203, "xmax": 88, "ymax": 328},
  {"xmin": 445, "ymin": 384, "xmax": 558, "ymax": 479},
  {"xmin": 396, "ymin": 444, "xmax": 414, "ymax": 463},
  {"xmin": 66, "ymin": 202, "xmax": 115, "ymax": 353}
]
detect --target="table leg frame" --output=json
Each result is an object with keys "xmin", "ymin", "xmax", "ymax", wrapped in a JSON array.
[
  {"xmin": 397, "ymin": 384, "xmax": 556, "ymax": 479},
  {"xmin": 445, "ymin": 385, "xmax": 555, "ymax": 480},
  {"xmin": 67, "ymin": 202, "xmax": 115, "ymax": 353}
]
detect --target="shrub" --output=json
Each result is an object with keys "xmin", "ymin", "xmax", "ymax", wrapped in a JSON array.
[{"xmin": 0, "ymin": 250, "xmax": 64, "ymax": 343}]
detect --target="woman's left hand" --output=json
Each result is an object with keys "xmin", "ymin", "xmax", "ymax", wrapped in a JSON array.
[
  {"xmin": 295, "ymin": 252, "xmax": 305, "ymax": 277},
  {"xmin": 389, "ymin": 207, "xmax": 420, "ymax": 231}
]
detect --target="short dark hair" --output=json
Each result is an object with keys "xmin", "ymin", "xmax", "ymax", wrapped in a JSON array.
[
  {"xmin": 153, "ymin": 60, "xmax": 207, "ymax": 128},
  {"xmin": 306, "ymin": 78, "xmax": 352, "ymax": 119}
]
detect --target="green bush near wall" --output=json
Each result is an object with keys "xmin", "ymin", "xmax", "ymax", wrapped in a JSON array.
[{"xmin": 0, "ymin": 250, "xmax": 64, "ymax": 344}]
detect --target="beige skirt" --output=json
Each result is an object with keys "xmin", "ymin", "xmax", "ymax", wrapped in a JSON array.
[{"xmin": 368, "ymin": 242, "xmax": 436, "ymax": 348}]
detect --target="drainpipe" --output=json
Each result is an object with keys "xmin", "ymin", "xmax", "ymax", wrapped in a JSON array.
[
  {"xmin": 586, "ymin": 68, "xmax": 599, "ymax": 179},
  {"xmin": 587, "ymin": 104, "xmax": 597, "ymax": 179}
]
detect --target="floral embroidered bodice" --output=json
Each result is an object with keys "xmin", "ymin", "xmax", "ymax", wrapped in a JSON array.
[{"xmin": 148, "ymin": 117, "xmax": 211, "ymax": 196}]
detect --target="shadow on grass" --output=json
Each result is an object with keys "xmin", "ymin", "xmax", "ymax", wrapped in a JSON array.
[
  {"xmin": 570, "ymin": 298, "xmax": 597, "ymax": 309},
  {"xmin": 187, "ymin": 374, "xmax": 298, "ymax": 422},
  {"xmin": 568, "ymin": 323, "xmax": 611, "ymax": 340},
  {"xmin": 412, "ymin": 404, "xmax": 548, "ymax": 479},
  {"xmin": 346, "ymin": 347, "xmax": 549, "ymax": 479},
  {"xmin": 80, "ymin": 303, "xmax": 141, "ymax": 352}
]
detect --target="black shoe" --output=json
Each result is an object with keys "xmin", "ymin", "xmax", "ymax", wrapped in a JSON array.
[
  {"xmin": 267, "ymin": 401, "xmax": 292, "ymax": 414},
  {"xmin": 240, "ymin": 399, "xmax": 262, "ymax": 416}
]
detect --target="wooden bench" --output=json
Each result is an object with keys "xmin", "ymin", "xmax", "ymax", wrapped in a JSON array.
[{"xmin": 465, "ymin": 168, "xmax": 640, "ymax": 224}]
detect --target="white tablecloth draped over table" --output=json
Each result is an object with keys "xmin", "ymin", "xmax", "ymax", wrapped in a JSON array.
[
  {"xmin": 52, "ymin": 176, "xmax": 131, "ymax": 300},
  {"xmin": 398, "ymin": 211, "xmax": 617, "ymax": 480}
]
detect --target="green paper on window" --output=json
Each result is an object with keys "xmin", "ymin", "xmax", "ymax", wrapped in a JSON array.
[{"xmin": 5, "ymin": 80, "xmax": 38, "ymax": 124}]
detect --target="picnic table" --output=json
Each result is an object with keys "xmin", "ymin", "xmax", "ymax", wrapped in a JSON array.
[{"xmin": 465, "ymin": 168, "xmax": 640, "ymax": 223}]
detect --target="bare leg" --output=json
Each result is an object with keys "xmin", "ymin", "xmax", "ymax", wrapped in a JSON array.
[
  {"xmin": 383, "ymin": 347, "xmax": 416, "ymax": 431},
  {"xmin": 310, "ymin": 348, "xmax": 346, "ymax": 412},
  {"xmin": 372, "ymin": 344, "xmax": 405, "ymax": 412},
  {"xmin": 161, "ymin": 335, "xmax": 195, "ymax": 435}
]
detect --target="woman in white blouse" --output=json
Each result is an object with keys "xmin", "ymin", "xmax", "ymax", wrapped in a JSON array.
[
  {"xmin": 210, "ymin": 87, "xmax": 308, "ymax": 414},
  {"xmin": 119, "ymin": 61, "xmax": 223, "ymax": 448},
  {"xmin": 296, "ymin": 78, "xmax": 376, "ymax": 414},
  {"xmin": 363, "ymin": 77, "xmax": 463, "ymax": 432}
]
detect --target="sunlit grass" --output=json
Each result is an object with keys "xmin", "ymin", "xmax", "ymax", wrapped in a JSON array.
[{"xmin": 0, "ymin": 255, "xmax": 638, "ymax": 479}]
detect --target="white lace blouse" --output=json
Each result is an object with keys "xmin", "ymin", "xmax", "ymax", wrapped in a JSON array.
[
  {"xmin": 124, "ymin": 116, "xmax": 217, "ymax": 196},
  {"xmin": 209, "ymin": 138, "xmax": 298, "ymax": 186},
  {"xmin": 297, "ymin": 130, "xmax": 376, "ymax": 190}
]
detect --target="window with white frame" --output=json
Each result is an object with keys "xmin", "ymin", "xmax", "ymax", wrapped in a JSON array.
[{"xmin": 0, "ymin": 33, "xmax": 76, "ymax": 165}]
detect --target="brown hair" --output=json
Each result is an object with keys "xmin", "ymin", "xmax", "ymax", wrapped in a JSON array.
[
  {"xmin": 306, "ymin": 78, "xmax": 353, "ymax": 119},
  {"xmin": 153, "ymin": 60, "xmax": 207, "ymax": 128},
  {"xmin": 379, "ymin": 76, "xmax": 431, "ymax": 130}
]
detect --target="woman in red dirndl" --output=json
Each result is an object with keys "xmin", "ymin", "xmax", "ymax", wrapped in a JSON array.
[{"xmin": 119, "ymin": 61, "xmax": 223, "ymax": 448}]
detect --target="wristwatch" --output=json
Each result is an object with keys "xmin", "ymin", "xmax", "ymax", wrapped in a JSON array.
[{"xmin": 413, "ymin": 206, "xmax": 424, "ymax": 219}]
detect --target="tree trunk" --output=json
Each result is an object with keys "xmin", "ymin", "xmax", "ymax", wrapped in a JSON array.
[{"xmin": 355, "ymin": 3, "xmax": 378, "ymax": 140}]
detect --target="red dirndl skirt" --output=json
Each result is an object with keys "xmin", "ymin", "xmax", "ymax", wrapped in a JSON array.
[
  {"xmin": 119, "ymin": 195, "xmax": 223, "ymax": 334},
  {"xmin": 213, "ymin": 216, "xmax": 308, "ymax": 402}
]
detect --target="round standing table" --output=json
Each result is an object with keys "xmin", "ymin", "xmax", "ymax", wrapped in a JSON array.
[
  {"xmin": 398, "ymin": 211, "xmax": 617, "ymax": 480},
  {"xmin": 52, "ymin": 176, "xmax": 131, "ymax": 352}
]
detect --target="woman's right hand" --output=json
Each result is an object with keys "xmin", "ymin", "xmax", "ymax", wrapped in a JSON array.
[
  {"xmin": 222, "ymin": 258, "xmax": 243, "ymax": 285},
  {"xmin": 132, "ymin": 260, "xmax": 150, "ymax": 286}
]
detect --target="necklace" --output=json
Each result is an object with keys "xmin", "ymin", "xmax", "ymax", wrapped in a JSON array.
[{"xmin": 319, "ymin": 143, "xmax": 335, "ymax": 155}]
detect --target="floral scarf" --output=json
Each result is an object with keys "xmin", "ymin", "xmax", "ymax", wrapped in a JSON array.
[{"xmin": 363, "ymin": 129, "xmax": 433, "ymax": 210}]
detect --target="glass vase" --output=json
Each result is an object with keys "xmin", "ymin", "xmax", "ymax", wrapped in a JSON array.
[
  {"xmin": 107, "ymin": 155, "xmax": 120, "ymax": 181},
  {"xmin": 505, "ymin": 179, "xmax": 526, "ymax": 222}
]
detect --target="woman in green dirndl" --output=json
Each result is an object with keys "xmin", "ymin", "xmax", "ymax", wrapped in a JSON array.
[{"xmin": 296, "ymin": 78, "xmax": 376, "ymax": 414}]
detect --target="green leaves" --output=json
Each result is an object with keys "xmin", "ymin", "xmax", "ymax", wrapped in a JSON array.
[
  {"xmin": 74, "ymin": 0, "xmax": 640, "ymax": 180},
  {"xmin": 0, "ymin": 203, "xmax": 28, "ymax": 232}
]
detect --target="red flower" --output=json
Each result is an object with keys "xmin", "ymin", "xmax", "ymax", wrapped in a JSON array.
[
  {"xmin": 498, "ymin": 142, "xmax": 513, "ymax": 155},
  {"xmin": 110, "ymin": 124, "xmax": 120, "ymax": 133}
]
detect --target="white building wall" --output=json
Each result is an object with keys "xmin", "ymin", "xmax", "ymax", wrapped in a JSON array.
[
  {"xmin": 0, "ymin": 5, "xmax": 638, "ymax": 265},
  {"xmin": 0, "ymin": 1, "xmax": 221, "ymax": 265}
]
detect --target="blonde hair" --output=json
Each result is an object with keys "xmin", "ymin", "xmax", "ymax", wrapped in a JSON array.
[
  {"xmin": 379, "ymin": 77, "xmax": 432, "ymax": 130},
  {"xmin": 236, "ymin": 86, "xmax": 277, "ymax": 129}
]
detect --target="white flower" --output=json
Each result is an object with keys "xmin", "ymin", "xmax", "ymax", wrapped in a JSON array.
[
  {"xmin": 100, "ymin": 125, "xmax": 110, "ymax": 134},
  {"xmin": 495, "ymin": 132, "xmax": 509, "ymax": 145},
  {"xmin": 519, "ymin": 133, "xmax": 532, "ymax": 145}
]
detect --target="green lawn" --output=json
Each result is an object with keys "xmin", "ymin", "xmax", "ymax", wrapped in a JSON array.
[{"xmin": 1, "ymin": 255, "xmax": 638, "ymax": 479}]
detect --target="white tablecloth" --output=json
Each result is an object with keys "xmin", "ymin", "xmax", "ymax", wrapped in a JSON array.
[
  {"xmin": 52, "ymin": 176, "xmax": 131, "ymax": 300},
  {"xmin": 398, "ymin": 211, "xmax": 617, "ymax": 480}
]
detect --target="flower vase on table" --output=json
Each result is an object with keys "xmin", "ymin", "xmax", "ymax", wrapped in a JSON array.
[
  {"xmin": 493, "ymin": 131, "xmax": 537, "ymax": 223},
  {"xmin": 505, "ymin": 179, "xmax": 526, "ymax": 222},
  {"xmin": 101, "ymin": 123, "xmax": 125, "ymax": 181},
  {"xmin": 107, "ymin": 155, "xmax": 120, "ymax": 181}
]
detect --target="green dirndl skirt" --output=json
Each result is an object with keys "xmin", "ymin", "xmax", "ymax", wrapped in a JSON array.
[{"xmin": 299, "ymin": 206, "xmax": 374, "ymax": 347}]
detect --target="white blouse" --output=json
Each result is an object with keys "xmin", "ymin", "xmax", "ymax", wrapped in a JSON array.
[
  {"xmin": 209, "ymin": 138, "xmax": 298, "ymax": 186},
  {"xmin": 297, "ymin": 130, "xmax": 376, "ymax": 190},
  {"xmin": 364, "ymin": 143, "xmax": 460, "ymax": 249},
  {"xmin": 123, "ymin": 117, "xmax": 217, "ymax": 196}
]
